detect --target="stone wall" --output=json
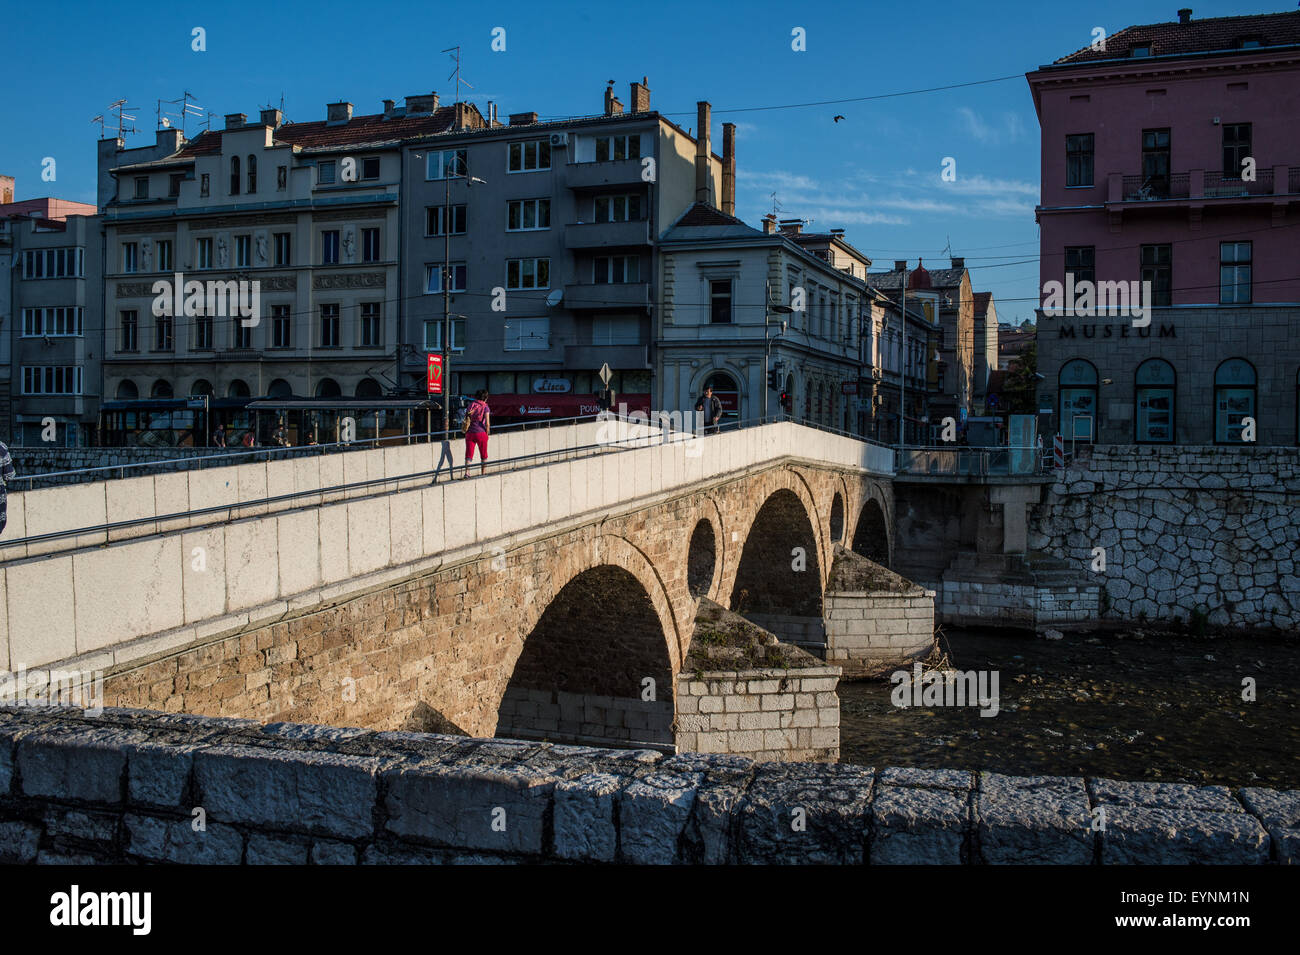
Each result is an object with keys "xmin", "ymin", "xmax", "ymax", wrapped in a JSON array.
[
  {"xmin": 1, "ymin": 706, "xmax": 1294, "ymax": 864},
  {"xmin": 674, "ymin": 668, "xmax": 841, "ymax": 762},
  {"xmin": 496, "ymin": 688, "xmax": 673, "ymax": 749},
  {"xmin": 1028, "ymin": 445, "xmax": 1300, "ymax": 628},
  {"xmin": 823, "ymin": 546, "xmax": 935, "ymax": 674},
  {"xmin": 8, "ymin": 445, "xmax": 316, "ymax": 489}
]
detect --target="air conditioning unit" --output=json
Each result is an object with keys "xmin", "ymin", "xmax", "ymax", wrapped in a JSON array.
[{"xmin": 549, "ymin": 132, "xmax": 569, "ymax": 148}]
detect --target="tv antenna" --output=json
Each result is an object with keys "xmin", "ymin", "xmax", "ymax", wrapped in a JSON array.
[
  {"xmin": 100, "ymin": 100, "xmax": 138, "ymax": 140},
  {"xmin": 941, "ymin": 235, "xmax": 953, "ymax": 257},
  {"xmin": 442, "ymin": 45, "xmax": 474, "ymax": 123},
  {"xmin": 770, "ymin": 191, "xmax": 783, "ymax": 218}
]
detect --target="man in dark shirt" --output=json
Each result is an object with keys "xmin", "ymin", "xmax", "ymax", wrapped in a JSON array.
[
  {"xmin": 0, "ymin": 440, "xmax": 16, "ymax": 535},
  {"xmin": 694, "ymin": 386, "xmax": 723, "ymax": 434}
]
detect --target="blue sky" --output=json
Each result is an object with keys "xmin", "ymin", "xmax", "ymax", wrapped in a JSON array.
[{"xmin": 2, "ymin": 0, "xmax": 1276, "ymax": 324}]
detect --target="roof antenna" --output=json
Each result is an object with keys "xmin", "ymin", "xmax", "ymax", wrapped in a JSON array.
[{"xmin": 442, "ymin": 45, "xmax": 475, "ymax": 127}]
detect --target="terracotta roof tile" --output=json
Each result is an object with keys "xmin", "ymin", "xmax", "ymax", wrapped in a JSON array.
[
  {"xmin": 1055, "ymin": 10, "xmax": 1300, "ymax": 64},
  {"xmin": 174, "ymin": 107, "xmax": 464, "ymax": 159}
]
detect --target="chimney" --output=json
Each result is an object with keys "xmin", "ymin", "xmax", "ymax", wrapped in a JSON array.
[
  {"xmin": 224, "ymin": 113, "xmax": 247, "ymax": 130},
  {"xmin": 762, "ymin": 214, "xmax": 778, "ymax": 234},
  {"xmin": 381, "ymin": 100, "xmax": 395, "ymax": 120},
  {"xmin": 894, "ymin": 259, "xmax": 907, "ymax": 272},
  {"xmin": 950, "ymin": 256, "xmax": 965, "ymax": 269},
  {"xmin": 156, "ymin": 127, "xmax": 183, "ymax": 154},
  {"xmin": 260, "ymin": 107, "xmax": 283, "ymax": 129},
  {"xmin": 695, "ymin": 101, "xmax": 712, "ymax": 205},
  {"xmin": 630, "ymin": 77, "xmax": 651, "ymax": 113},
  {"xmin": 405, "ymin": 93, "xmax": 440, "ymax": 116},
  {"xmin": 830, "ymin": 228, "xmax": 845, "ymax": 238},
  {"xmin": 508, "ymin": 111, "xmax": 538, "ymax": 126},
  {"xmin": 721, "ymin": 123, "xmax": 736, "ymax": 216},
  {"xmin": 0, "ymin": 174, "xmax": 13, "ymax": 205},
  {"xmin": 326, "ymin": 101, "xmax": 353, "ymax": 125},
  {"xmin": 778, "ymin": 219, "xmax": 803, "ymax": 235},
  {"xmin": 604, "ymin": 82, "xmax": 624, "ymax": 116},
  {"xmin": 1178, "ymin": 8, "xmax": 1192, "ymax": 23}
]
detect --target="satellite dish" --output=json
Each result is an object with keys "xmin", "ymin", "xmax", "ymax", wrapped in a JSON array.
[{"xmin": 545, "ymin": 288, "xmax": 564, "ymax": 307}]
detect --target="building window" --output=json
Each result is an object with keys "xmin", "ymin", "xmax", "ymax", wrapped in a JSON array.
[
  {"xmin": 271, "ymin": 305, "xmax": 291, "ymax": 348},
  {"xmin": 427, "ymin": 205, "xmax": 467, "ymax": 236},
  {"xmin": 1214, "ymin": 358, "xmax": 1256, "ymax": 443},
  {"xmin": 426, "ymin": 149, "xmax": 467, "ymax": 180},
  {"xmin": 317, "ymin": 161, "xmax": 335, "ymax": 185},
  {"xmin": 134, "ymin": 177, "xmax": 149, "ymax": 199},
  {"xmin": 1220, "ymin": 242, "xmax": 1252, "ymax": 304},
  {"xmin": 122, "ymin": 242, "xmax": 138, "ymax": 273},
  {"xmin": 1058, "ymin": 358, "xmax": 1098, "ymax": 441},
  {"xmin": 22, "ymin": 306, "xmax": 84, "ymax": 337},
  {"xmin": 593, "ymin": 315, "xmax": 640, "ymax": 345},
  {"xmin": 274, "ymin": 232, "xmax": 291, "ymax": 266},
  {"xmin": 1140, "ymin": 244, "xmax": 1172, "ymax": 307},
  {"xmin": 362, "ymin": 157, "xmax": 381, "ymax": 180},
  {"xmin": 709, "ymin": 278, "xmax": 733, "ymax": 324},
  {"xmin": 121, "ymin": 310, "xmax": 138, "ymax": 352},
  {"xmin": 157, "ymin": 239, "xmax": 172, "ymax": 272},
  {"xmin": 21, "ymin": 366, "xmax": 83, "ymax": 396},
  {"xmin": 247, "ymin": 155, "xmax": 257, "ymax": 194},
  {"xmin": 504, "ymin": 317, "xmax": 550, "ymax": 350},
  {"xmin": 1222, "ymin": 123, "xmax": 1251, "ymax": 177},
  {"xmin": 197, "ymin": 237, "xmax": 213, "ymax": 270},
  {"xmin": 424, "ymin": 318, "xmax": 465, "ymax": 351},
  {"xmin": 193, "ymin": 315, "xmax": 214, "ymax": 350},
  {"xmin": 230, "ymin": 155, "xmax": 241, "ymax": 195},
  {"xmin": 507, "ymin": 140, "xmax": 550, "ymax": 172},
  {"xmin": 425, "ymin": 263, "xmax": 466, "ymax": 293},
  {"xmin": 362, "ymin": 228, "xmax": 380, "ymax": 262},
  {"xmin": 360, "ymin": 302, "xmax": 381, "ymax": 346},
  {"xmin": 235, "ymin": 234, "xmax": 251, "ymax": 268},
  {"xmin": 506, "ymin": 199, "xmax": 550, "ymax": 231},
  {"xmin": 1130, "ymin": 45, "xmax": 1152, "ymax": 57},
  {"xmin": 320, "ymin": 304, "xmax": 340, "ymax": 347},
  {"xmin": 154, "ymin": 314, "xmax": 174, "ymax": 351},
  {"xmin": 1065, "ymin": 134, "xmax": 1094, "ymax": 187},
  {"xmin": 277, "ymin": 165, "xmax": 287, "ymax": 190},
  {"xmin": 1135, "ymin": 358, "xmax": 1175, "ymax": 444},
  {"xmin": 200, "ymin": 173, "xmax": 210, "ymax": 197},
  {"xmin": 594, "ymin": 255, "xmax": 639, "ymax": 285},
  {"xmin": 594, "ymin": 194, "xmax": 641, "ymax": 222},
  {"xmin": 506, "ymin": 257, "xmax": 550, "ymax": 290},
  {"xmin": 321, "ymin": 230, "xmax": 339, "ymax": 265},
  {"xmin": 169, "ymin": 174, "xmax": 183, "ymax": 197},
  {"xmin": 22, "ymin": 248, "xmax": 84, "ymax": 279},
  {"xmin": 1141, "ymin": 128, "xmax": 1171, "ymax": 194},
  {"xmin": 1064, "ymin": 246, "xmax": 1095, "ymax": 286},
  {"xmin": 594, "ymin": 134, "xmax": 640, "ymax": 162},
  {"xmin": 233, "ymin": 319, "xmax": 252, "ymax": 349}
]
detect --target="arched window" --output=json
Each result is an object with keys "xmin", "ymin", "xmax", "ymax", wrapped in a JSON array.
[
  {"xmin": 1214, "ymin": 358, "xmax": 1256, "ymax": 443},
  {"xmin": 151, "ymin": 380, "xmax": 174, "ymax": 398},
  {"xmin": 315, "ymin": 378, "xmax": 342, "ymax": 398},
  {"xmin": 356, "ymin": 377, "xmax": 383, "ymax": 398},
  {"xmin": 1135, "ymin": 359, "xmax": 1175, "ymax": 443},
  {"xmin": 1058, "ymin": 359, "xmax": 1098, "ymax": 441},
  {"xmin": 190, "ymin": 379, "xmax": 214, "ymax": 396},
  {"xmin": 267, "ymin": 378, "xmax": 293, "ymax": 398},
  {"xmin": 230, "ymin": 155, "xmax": 241, "ymax": 196},
  {"xmin": 247, "ymin": 155, "xmax": 257, "ymax": 194},
  {"xmin": 227, "ymin": 379, "xmax": 251, "ymax": 397},
  {"xmin": 116, "ymin": 380, "xmax": 139, "ymax": 399}
]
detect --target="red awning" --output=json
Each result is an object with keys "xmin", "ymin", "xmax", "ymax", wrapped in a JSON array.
[{"xmin": 487, "ymin": 393, "xmax": 651, "ymax": 419}]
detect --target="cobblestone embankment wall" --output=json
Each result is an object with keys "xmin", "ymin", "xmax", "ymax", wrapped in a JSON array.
[
  {"xmin": 0, "ymin": 707, "xmax": 1294, "ymax": 864},
  {"xmin": 1028, "ymin": 446, "xmax": 1300, "ymax": 629}
]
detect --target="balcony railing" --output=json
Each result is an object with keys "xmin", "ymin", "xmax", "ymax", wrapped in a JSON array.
[
  {"xmin": 1121, "ymin": 173, "xmax": 1190, "ymax": 201},
  {"xmin": 1204, "ymin": 169, "xmax": 1274, "ymax": 198}
]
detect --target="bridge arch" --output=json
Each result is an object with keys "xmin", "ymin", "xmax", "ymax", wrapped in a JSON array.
[{"xmin": 851, "ymin": 490, "xmax": 891, "ymax": 565}]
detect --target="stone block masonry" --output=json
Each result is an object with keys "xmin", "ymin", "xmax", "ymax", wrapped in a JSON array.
[
  {"xmin": 0, "ymin": 706, "xmax": 1292, "ymax": 865},
  {"xmin": 1029, "ymin": 445, "xmax": 1300, "ymax": 628},
  {"xmin": 822, "ymin": 546, "xmax": 935, "ymax": 674}
]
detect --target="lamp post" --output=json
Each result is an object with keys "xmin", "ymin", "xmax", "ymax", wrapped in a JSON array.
[
  {"xmin": 764, "ymin": 283, "xmax": 795, "ymax": 423},
  {"xmin": 437, "ymin": 155, "xmax": 486, "ymax": 437},
  {"xmin": 899, "ymin": 262, "xmax": 907, "ymax": 450}
]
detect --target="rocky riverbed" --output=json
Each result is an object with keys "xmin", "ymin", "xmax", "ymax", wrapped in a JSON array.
[{"xmin": 838, "ymin": 626, "xmax": 1300, "ymax": 790}]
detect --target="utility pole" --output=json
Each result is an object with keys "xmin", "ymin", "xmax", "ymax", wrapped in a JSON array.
[
  {"xmin": 442, "ymin": 159, "xmax": 451, "ymax": 437},
  {"xmin": 899, "ymin": 261, "xmax": 907, "ymax": 450}
]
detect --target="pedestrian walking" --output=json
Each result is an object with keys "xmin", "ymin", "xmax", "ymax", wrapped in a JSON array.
[
  {"xmin": 463, "ymin": 389, "xmax": 491, "ymax": 478},
  {"xmin": 272, "ymin": 423, "xmax": 288, "ymax": 447},
  {"xmin": 0, "ymin": 439, "xmax": 15, "ymax": 536},
  {"xmin": 694, "ymin": 385, "xmax": 723, "ymax": 434},
  {"xmin": 213, "ymin": 423, "xmax": 227, "ymax": 448},
  {"xmin": 241, "ymin": 430, "xmax": 255, "ymax": 448}
]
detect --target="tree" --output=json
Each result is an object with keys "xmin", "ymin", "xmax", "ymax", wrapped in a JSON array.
[{"xmin": 1001, "ymin": 338, "xmax": 1037, "ymax": 414}]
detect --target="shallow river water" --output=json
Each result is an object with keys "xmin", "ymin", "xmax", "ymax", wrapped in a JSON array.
[{"xmin": 837, "ymin": 627, "xmax": 1300, "ymax": 790}]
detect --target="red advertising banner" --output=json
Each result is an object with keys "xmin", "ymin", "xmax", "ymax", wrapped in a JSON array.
[{"xmin": 427, "ymin": 354, "xmax": 443, "ymax": 395}]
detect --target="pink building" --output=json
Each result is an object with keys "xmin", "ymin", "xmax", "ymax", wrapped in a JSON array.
[{"xmin": 1027, "ymin": 9, "xmax": 1300, "ymax": 445}]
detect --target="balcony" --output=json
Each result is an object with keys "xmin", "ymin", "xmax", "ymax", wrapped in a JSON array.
[
  {"xmin": 564, "ymin": 219, "xmax": 651, "ymax": 249},
  {"xmin": 564, "ymin": 343, "xmax": 649, "ymax": 368},
  {"xmin": 565, "ymin": 159, "xmax": 645, "ymax": 190},
  {"xmin": 563, "ymin": 282, "xmax": 650, "ymax": 310},
  {"xmin": 1109, "ymin": 166, "xmax": 1293, "ymax": 206}
]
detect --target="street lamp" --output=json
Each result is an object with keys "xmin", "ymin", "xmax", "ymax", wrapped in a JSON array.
[
  {"xmin": 439, "ymin": 162, "xmax": 487, "ymax": 437},
  {"xmin": 765, "ymin": 282, "xmax": 794, "ymax": 423}
]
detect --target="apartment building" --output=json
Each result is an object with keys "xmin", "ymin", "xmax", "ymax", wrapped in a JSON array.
[
  {"xmin": 96, "ymin": 96, "xmax": 480, "ymax": 442},
  {"xmin": 400, "ymin": 83, "xmax": 726, "ymax": 422},
  {"xmin": 1028, "ymin": 8, "xmax": 1300, "ymax": 444},
  {"xmin": 0, "ymin": 185, "xmax": 100, "ymax": 444}
]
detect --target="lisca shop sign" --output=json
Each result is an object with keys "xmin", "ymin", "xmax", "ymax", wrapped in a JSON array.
[{"xmin": 1058, "ymin": 322, "xmax": 1176, "ymax": 340}]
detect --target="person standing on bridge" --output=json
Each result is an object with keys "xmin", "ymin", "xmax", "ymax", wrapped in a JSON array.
[
  {"xmin": 0, "ymin": 439, "xmax": 15, "ymax": 535},
  {"xmin": 694, "ymin": 385, "xmax": 723, "ymax": 435},
  {"xmin": 213, "ymin": 423, "xmax": 227, "ymax": 448},
  {"xmin": 463, "ymin": 390, "xmax": 491, "ymax": 478}
]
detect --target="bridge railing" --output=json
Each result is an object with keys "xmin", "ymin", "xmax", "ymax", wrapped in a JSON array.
[{"xmin": 897, "ymin": 446, "xmax": 1046, "ymax": 477}]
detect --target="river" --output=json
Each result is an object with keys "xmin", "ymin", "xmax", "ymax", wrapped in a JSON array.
[{"xmin": 837, "ymin": 626, "xmax": 1300, "ymax": 789}]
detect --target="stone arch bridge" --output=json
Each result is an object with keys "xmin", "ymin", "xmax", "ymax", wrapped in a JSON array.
[{"xmin": 0, "ymin": 421, "xmax": 933, "ymax": 759}]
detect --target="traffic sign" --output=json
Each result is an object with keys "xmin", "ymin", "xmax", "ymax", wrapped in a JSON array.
[
  {"xmin": 598, "ymin": 362, "xmax": 612, "ymax": 387},
  {"xmin": 427, "ymin": 354, "xmax": 443, "ymax": 395}
]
